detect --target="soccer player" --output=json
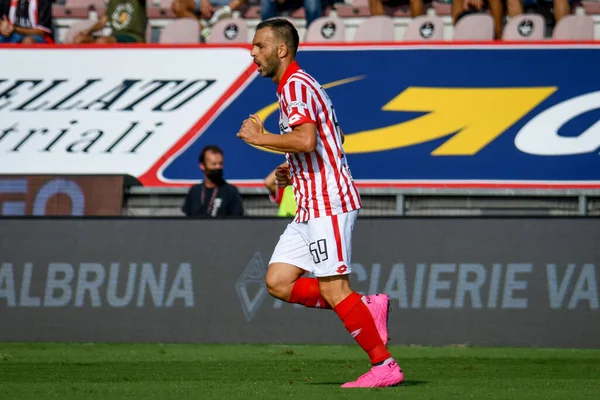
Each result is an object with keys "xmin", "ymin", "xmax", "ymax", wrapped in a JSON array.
[{"xmin": 236, "ymin": 18, "xmax": 403, "ymax": 388}]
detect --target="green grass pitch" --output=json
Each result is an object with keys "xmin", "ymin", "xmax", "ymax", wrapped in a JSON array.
[{"xmin": 1, "ymin": 343, "xmax": 599, "ymax": 399}]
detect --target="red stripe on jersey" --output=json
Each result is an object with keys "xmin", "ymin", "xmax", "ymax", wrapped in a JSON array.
[
  {"xmin": 30, "ymin": 0, "xmax": 38, "ymax": 27},
  {"xmin": 290, "ymin": 83, "xmax": 319, "ymax": 218},
  {"xmin": 331, "ymin": 214, "xmax": 344, "ymax": 262},
  {"xmin": 301, "ymin": 83, "xmax": 330, "ymax": 215},
  {"xmin": 294, "ymin": 73, "xmax": 351, "ymax": 212},
  {"xmin": 303, "ymin": 154, "xmax": 319, "ymax": 218},
  {"xmin": 9, "ymin": 0, "xmax": 17, "ymax": 23},
  {"xmin": 300, "ymin": 73, "xmax": 360, "ymax": 211},
  {"xmin": 291, "ymin": 153, "xmax": 310, "ymax": 221}
]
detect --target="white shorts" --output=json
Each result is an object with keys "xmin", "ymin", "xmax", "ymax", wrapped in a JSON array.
[{"xmin": 269, "ymin": 210, "xmax": 358, "ymax": 277}]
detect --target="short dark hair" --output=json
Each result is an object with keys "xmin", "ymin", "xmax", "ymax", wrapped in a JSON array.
[
  {"xmin": 256, "ymin": 18, "xmax": 299, "ymax": 58},
  {"xmin": 199, "ymin": 145, "xmax": 223, "ymax": 164}
]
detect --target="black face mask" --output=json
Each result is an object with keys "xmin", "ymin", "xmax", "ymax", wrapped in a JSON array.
[{"xmin": 205, "ymin": 168, "xmax": 224, "ymax": 183}]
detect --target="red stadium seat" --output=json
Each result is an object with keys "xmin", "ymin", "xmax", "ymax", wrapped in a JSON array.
[
  {"xmin": 64, "ymin": 19, "xmax": 98, "ymax": 43},
  {"xmin": 389, "ymin": 5, "xmax": 411, "ymax": 17},
  {"xmin": 206, "ymin": 18, "xmax": 248, "ymax": 43},
  {"xmin": 242, "ymin": 5, "xmax": 261, "ymax": 18},
  {"xmin": 552, "ymin": 15, "xmax": 594, "ymax": 40},
  {"xmin": 502, "ymin": 13, "xmax": 546, "ymax": 41},
  {"xmin": 53, "ymin": 0, "xmax": 106, "ymax": 18},
  {"xmin": 305, "ymin": 16, "xmax": 346, "ymax": 42},
  {"xmin": 403, "ymin": 14, "xmax": 444, "ymax": 41},
  {"xmin": 452, "ymin": 13, "xmax": 494, "ymax": 41},
  {"xmin": 432, "ymin": 0, "xmax": 451, "ymax": 16},
  {"xmin": 146, "ymin": 23, "xmax": 153, "ymax": 43},
  {"xmin": 147, "ymin": 0, "xmax": 177, "ymax": 18},
  {"xmin": 290, "ymin": 8, "xmax": 306, "ymax": 18},
  {"xmin": 159, "ymin": 18, "xmax": 200, "ymax": 43},
  {"xmin": 353, "ymin": 15, "xmax": 395, "ymax": 42},
  {"xmin": 581, "ymin": 1, "xmax": 600, "ymax": 14},
  {"xmin": 335, "ymin": 0, "xmax": 371, "ymax": 18}
]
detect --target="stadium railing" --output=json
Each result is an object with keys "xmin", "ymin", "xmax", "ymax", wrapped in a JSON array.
[{"xmin": 123, "ymin": 187, "xmax": 600, "ymax": 216}]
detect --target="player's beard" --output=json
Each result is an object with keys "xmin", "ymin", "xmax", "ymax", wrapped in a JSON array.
[{"xmin": 261, "ymin": 50, "xmax": 280, "ymax": 79}]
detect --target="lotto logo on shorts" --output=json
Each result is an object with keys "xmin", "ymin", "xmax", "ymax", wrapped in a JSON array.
[{"xmin": 336, "ymin": 265, "xmax": 348, "ymax": 274}]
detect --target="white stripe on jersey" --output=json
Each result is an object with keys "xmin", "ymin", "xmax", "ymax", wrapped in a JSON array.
[{"xmin": 278, "ymin": 69, "xmax": 362, "ymax": 222}]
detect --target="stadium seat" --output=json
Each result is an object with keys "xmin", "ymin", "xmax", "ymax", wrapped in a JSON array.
[
  {"xmin": 403, "ymin": 14, "xmax": 444, "ymax": 41},
  {"xmin": 206, "ymin": 18, "xmax": 248, "ymax": 43},
  {"xmin": 581, "ymin": 1, "xmax": 600, "ymax": 14},
  {"xmin": 64, "ymin": 19, "xmax": 98, "ymax": 43},
  {"xmin": 552, "ymin": 15, "xmax": 594, "ymax": 40},
  {"xmin": 52, "ymin": 0, "xmax": 106, "ymax": 18},
  {"xmin": 353, "ymin": 16, "xmax": 395, "ymax": 42},
  {"xmin": 452, "ymin": 13, "xmax": 494, "ymax": 41},
  {"xmin": 432, "ymin": 0, "xmax": 451, "ymax": 16},
  {"xmin": 305, "ymin": 16, "xmax": 346, "ymax": 42},
  {"xmin": 243, "ymin": 5, "xmax": 262, "ymax": 19},
  {"xmin": 335, "ymin": 0, "xmax": 370, "ymax": 18},
  {"xmin": 159, "ymin": 18, "xmax": 200, "ymax": 43},
  {"xmin": 147, "ymin": 0, "xmax": 177, "ymax": 18},
  {"xmin": 145, "ymin": 24, "xmax": 153, "ymax": 43},
  {"xmin": 289, "ymin": 8, "xmax": 306, "ymax": 18},
  {"xmin": 389, "ymin": 5, "xmax": 411, "ymax": 17},
  {"xmin": 502, "ymin": 14, "xmax": 545, "ymax": 41}
]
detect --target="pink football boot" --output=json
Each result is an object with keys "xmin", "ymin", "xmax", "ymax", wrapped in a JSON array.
[
  {"xmin": 342, "ymin": 359, "xmax": 404, "ymax": 388},
  {"xmin": 364, "ymin": 294, "xmax": 391, "ymax": 345}
]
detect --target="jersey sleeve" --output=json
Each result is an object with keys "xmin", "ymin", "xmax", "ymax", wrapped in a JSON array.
[
  {"xmin": 282, "ymin": 80, "xmax": 318, "ymax": 128},
  {"xmin": 32, "ymin": 0, "xmax": 52, "ymax": 34}
]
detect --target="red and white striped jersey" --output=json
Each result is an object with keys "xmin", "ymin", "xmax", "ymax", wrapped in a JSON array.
[
  {"xmin": 276, "ymin": 61, "xmax": 362, "ymax": 223},
  {"xmin": 8, "ymin": 0, "xmax": 52, "ymax": 37}
]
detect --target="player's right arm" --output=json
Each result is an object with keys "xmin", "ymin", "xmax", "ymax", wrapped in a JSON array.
[
  {"xmin": 254, "ymin": 80, "xmax": 319, "ymax": 154},
  {"xmin": 256, "ymin": 123, "xmax": 317, "ymax": 154},
  {"xmin": 238, "ymin": 81, "xmax": 318, "ymax": 153}
]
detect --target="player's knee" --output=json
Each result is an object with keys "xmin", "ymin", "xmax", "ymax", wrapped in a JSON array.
[{"xmin": 265, "ymin": 269, "xmax": 290, "ymax": 300}]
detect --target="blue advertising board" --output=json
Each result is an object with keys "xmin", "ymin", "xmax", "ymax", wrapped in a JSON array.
[
  {"xmin": 3, "ymin": 43, "xmax": 594, "ymax": 188},
  {"xmin": 147, "ymin": 44, "xmax": 600, "ymax": 188}
]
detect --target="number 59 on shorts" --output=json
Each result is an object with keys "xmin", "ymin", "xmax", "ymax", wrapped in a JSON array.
[{"xmin": 309, "ymin": 239, "xmax": 328, "ymax": 264}]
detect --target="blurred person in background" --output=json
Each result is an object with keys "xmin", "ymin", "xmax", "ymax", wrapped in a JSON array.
[
  {"xmin": 0, "ymin": 0, "xmax": 53, "ymax": 44},
  {"xmin": 506, "ymin": 0, "xmax": 573, "ymax": 26},
  {"xmin": 261, "ymin": 0, "xmax": 322, "ymax": 28},
  {"xmin": 182, "ymin": 145, "xmax": 245, "ymax": 218},
  {"xmin": 171, "ymin": 0, "xmax": 247, "ymax": 37},
  {"xmin": 452, "ymin": 0, "xmax": 504, "ymax": 39},
  {"xmin": 0, "ymin": 0, "xmax": 7, "ymax": 20},
  {"xmin": 264, "ymin": 162, "xmax": 297, "ymax": 218},
  {"xmin": 368, "ymin": 0, "xmax": 425, "ymax": 18},
  {"xmin": 74, "ymin": 0, "xmax": 147, "ymax": 43}
]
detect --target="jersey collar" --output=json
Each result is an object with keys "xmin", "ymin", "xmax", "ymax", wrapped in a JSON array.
[{"xmin": 277, "ymin": 61, "xmax": 301, "ymax": 95}]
